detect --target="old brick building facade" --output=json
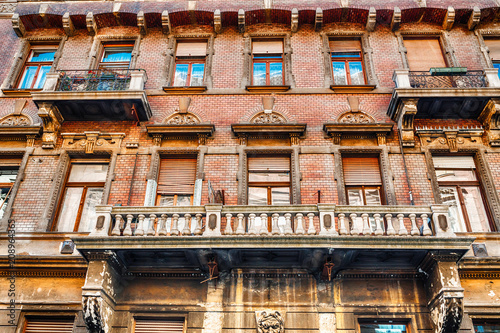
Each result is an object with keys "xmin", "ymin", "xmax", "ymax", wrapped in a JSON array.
[{"xmin": 0, "ymin": 0, "xmax": 499, "ymax": 332}]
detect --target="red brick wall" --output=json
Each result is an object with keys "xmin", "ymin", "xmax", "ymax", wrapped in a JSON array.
[{"xmin": 300, "ymin": 154, "xmax": 337, "ymax": 204}]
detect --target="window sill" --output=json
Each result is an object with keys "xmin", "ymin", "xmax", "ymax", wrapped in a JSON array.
[
  {"xmin": 329, "ymin": 85, "xmax": 376, "ymax": 93},
  {"xmin": 2, "ymin": 88, "xmax": 42, "ymax": 97},
  {"xmin": 245, "ymin": 85, "xmax": 291, "ymax": 93},
  {"xmin": 163, "ymin": 86, "xmax": 207, "ymax": 94}
]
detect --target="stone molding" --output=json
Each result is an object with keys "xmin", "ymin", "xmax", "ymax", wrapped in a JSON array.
[
  {"xmin": 416, "ymin": 126, "xmax": 484, "ymax": 152},
  {"xmin": 61, "ymin": 132, "xmax": 125, "ymax": 154}
]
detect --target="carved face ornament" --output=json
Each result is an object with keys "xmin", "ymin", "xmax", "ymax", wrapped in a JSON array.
[{"xmin": 257, "ymin": 311, "xmax": 284, "ymax": 333}]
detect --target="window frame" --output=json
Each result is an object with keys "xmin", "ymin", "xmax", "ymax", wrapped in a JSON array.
[
  {"xmin": 20, "ymin": 314, "xmax": 76, "ymax": 333},
  {"xmin": 132, "ymin": 316, "xmax": 186, "ymax": 333},
  {"xmin": 247, "ymin": 155, "xmax": 291, "ymax": 206},
  {"xmin": 251, "ymin": 39, "xmax": 285, "ymax": 86},
  {"xmin": 155, "ymin": 155, "xmax": 198, "ymax": 207},
  {"xmin": 16, "ymin": 45, "xmax": 58, "ymax": 90},
  {"xmin": 329, "ymin": 39, "xmax": 367, "ymax": 85},
  {"xmin": 472, "ymin": 318, "xmax": 500, "ymax": 333},
  {"xmin": 98, "ymin": 41, "xmax": 135, "ymax": 70},
  {"xmin": 342, "ymin": 155, "xmax": 385, "ymax": 206},
  {"xmin": 358, "ymin": 319, "xmax": 411, "ymax": 333},
  {"xmin": 172, "ymin": 40, "xmax": 208, "ymax": 87}
]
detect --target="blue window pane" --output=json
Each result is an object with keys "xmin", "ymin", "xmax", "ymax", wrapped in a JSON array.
[
  {"xmin": 190, "ymin": 63, "xmax": 205, "ymax": 86},
  {"xmin": 254, "ymin": 55, "xmax": 283, "ymax": 59},
  {"xmin": 33, "ymin": 65, "xmax": 51, "ymax": 89},
  {"xmin": 253, "ymin": 63, "xmax": 267, "ymax": 86},
  {"xmin": 349, "ymin": 61, "xmax": 365, "ymax": 85},
  {"xmin": 332, "ymin": 62, "xmax": 347, "ymax": 85},
  {"xmin": 359, "ymin": 323, "xmax": 407, "ymax": 333},
  {"xmin": 102, "ymin": 48, "xmax": 133, "ymax": 63},
  {"xmin": 331, "ymin": 52, "xmax": 361, "ymax": 58},
  {"xmin": 269, "ymin": 62, "xmax": 283, "ymax": 85},
  {"xmin": 30, "ymin": 50, "xmax": 55, "ymax": 62},
  {"xmin": 18, "ymin": 66, "xmax": 38, "ymax": 89},
  {"xmin": 173, "ymin": 64, "xmax": 189, "ymax": 86},
  {"xmin": 493, "ymin": 63, "xmax": 500, "ymax": 78}
]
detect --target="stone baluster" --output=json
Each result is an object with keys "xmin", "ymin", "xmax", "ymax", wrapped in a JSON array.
[
  {"xmin": 307, "ymin": 213, "xmax": 316, "ymax": 235},
  {"xmin": 248, "ymin": 213, "xmax": 257, "ymax": 235},
  {"xmin": 259, "ymin": 213, "xmax": 269, "ymax": 235},
  {"xmin": 271, "ymin": 213, "xmax": 280, "ymax": 235},
  {"xmin": 350, "ymin": 213, "xmax": 360, "ymax": 235},
  {"xmin": 194, "ymin": 213, "xmax": 203, "ymax": 235},
  {"xmin": 284, "ymin": 213, "xmax": 293, "ymax": 235},
  {"xmin": 235, "ymin": 213, "xmax": 245, "ymax": 235},
  {"xmin": 111, "ymin": 214, "xmax": 122, "ymax": 236},
  {"xmin": 182, "ymin": 213, "xmax": 192, "ymax": 235},
  {"xmin": 409, "ymin": 213, "xmax": 419, "ymax": 236},
  {"xmin": 397, "ymin": 213, "xmax": 408, "ymax": 236},
  {"xmin": 158, "ymin": 214, "xmax": 167, "ymax": 236},
  {"xmin": 171, "ymin": 213, "xmax": 180, "ymax": 236},
  {"xmin": 361, "ymin": 213, "xmax": 371, "ymax": 235},
  {"xmin": 421, "ymin": 213, "xmax": 432, "ymax": 236},
  {"xmin": 123, "ymin": 214, "xmax": 133, "ymax": 236},
  {"xmin": 147, "ymin": 214, "xmax": 156, "ymax": 236},
  {"xmin": 224, "ymin": 213, "xmax": 233, "ymax": 235},
  {"xmin": 295, "ymin": 213, "xmax": 305, "ymax": 235},
  {"xmin": 373, "ymin": 213, "xmax": 383, "ymax": 236},
  {"xmin": 338, "ymin": 213, "xmax": 347, "ymax": 235},
  {"xmin": 385, "ymin": 213, "xmax": 395, "ymax": 235},
  {"xmin": 134, "ymin": 214, "xmax": 145, "ymax": 236}
]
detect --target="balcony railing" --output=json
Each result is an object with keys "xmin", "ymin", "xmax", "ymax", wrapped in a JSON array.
[
  {"xmin": 91, "ymin": 204, "xmax": 455, "ymax": 238},
  {"xmin": 407, "ymin": 70, "xmax": 486, "ymax": 88},
  {"xmin": 55, "ymin": 69, "xmax": 146, "ymax": 92}
]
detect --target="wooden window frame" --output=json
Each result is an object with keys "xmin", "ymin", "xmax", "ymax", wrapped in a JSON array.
[
  {"xmin": 16, "ymin": 45, "xmax": 57, "ymax": 89},
  {"xmin": 22, "ymin": 315, "xmax": 75, "ymax": 333},
  {"xmin": 172, "ymin": 40, "xmax": 207, "ymax": 87},
  {"xmin": 343, "ymin": 155, "xmax": 384, "ymax": 206},
  {"xmin": 52, "ymin": 161, "xmax": 108, "ymax": 232},
  {"xmin": 251, "ymin": 39, "xmax": 285, "ymax": 86},
  {"xmin": 98, "ymin": 42, "xmax": 135, "ymax": 70},
  {"xmin": 133, "ymin": 316, "xmax": 186, "ymax": 333},
  {"xmin": 330, "ymin": 39, "xmax": 366, "ymax": 85},
  {"xmin": 358, "ymin": 320, "xmax": 410, "ymax": 333},
  {"xmin": 155, "ymin": 156, "xmax": 197, "ymax": 207},
  {"xmin": 346, "ymin": 185, "xmax": 384, "ymax": 205},
  {"xmin": 0, "ymin": 168, "xmax": 19, "ymax": 220}
]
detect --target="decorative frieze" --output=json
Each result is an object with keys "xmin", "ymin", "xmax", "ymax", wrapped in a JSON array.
[
  {"xmin": 61, "ymin": 132, "xmax": 125, "ymax": 154},
  {"xmin": 416, "ymin": 126, "xmax": 484, "ymax": 152}
]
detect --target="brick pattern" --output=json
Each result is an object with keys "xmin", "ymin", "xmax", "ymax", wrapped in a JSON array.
[{"xmin": 300, "ymin": 154, "xmax": 337, "ymax": 204}]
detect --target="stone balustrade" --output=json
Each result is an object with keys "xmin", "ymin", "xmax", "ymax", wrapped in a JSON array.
[{"xmin": 90, "ymin": 203, "xmax": 455, "ymax": 238}]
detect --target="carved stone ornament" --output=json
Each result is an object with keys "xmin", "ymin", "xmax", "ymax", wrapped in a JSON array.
[
  {"xmin": 256, "ymin": 310, "xmax": 285, "ymax": 333},
  {"xmin": 430, "ymin": 295, "xmax": 463, "ymax": 333},
  {"xmin": 38, "ymin": 102, "xmax": 63, "ymax": 149},
  {"xmin": 0, "ymin": 114, "xmax": 32, "ymax": 126},
  {"xmin": 62, "ymin": 132, "xmax": 125, "ymax": 154},
  {"xmin": 164, "ymin": 112, "xmax": 201, "ymax": 125},
  {"xmin": 337, "ymin": 111, "xmax": 375, "ymax": 124},
  {"xmin": 251, "ymin": 111, "xmax": 287, "ymax": 124},
  {"xmin": 416, "ymin": 126, "xmax": 483, "ymax": 152},
  {"xmin": 82, "ymin": 296, "xmax": 105, "ymax": 333}
]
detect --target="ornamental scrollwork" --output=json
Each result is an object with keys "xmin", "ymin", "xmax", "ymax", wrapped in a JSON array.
[
  {"xmin": 256, "ymin": 310, "xmax": 285, "ymax": 333},
  {"xmin": 337, "ymin": 111, "xmax": 375, "ymax": 124},
  {"xmin": 164, "ymin": 112, "xmax": 201, "ymax": 125},
  {"xmin": 0, "ymin": 114, "xmax": 32, "ymax": 126},
  {"xmin": 251, "ymin": 112, "xmax": 287, "ymax": 124}
]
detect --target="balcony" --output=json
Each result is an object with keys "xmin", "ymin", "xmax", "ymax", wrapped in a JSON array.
[
  {"xmin": 31, "ymin": 69, "xmax": 152, "ymax": 121},
  {"xmin": 72, "ymin": 204, "xmax": 474, "ymax": 276}
]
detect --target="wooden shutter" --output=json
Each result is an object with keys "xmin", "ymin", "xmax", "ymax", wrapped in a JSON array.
[
  {"xmin": 248, "ymin": 156, "xmax": 290, "ymax": 172},
  {"xmin": 0, "ymin": 157, "xmax": 22, "ymax": 166},
  {"xmin": 252, "ymin": 40, "xmax": 283, "ymax": 54},
  {"xmin": 484, "ymin": 39, "xmax": 500, "ymax": 60},
  {"xmin": 404, "ymin": 38, "xmax": 447, "ymax": 71},
  {"xmin": 176, "ymin": 42, "xmax": 207, "ymax": 57},
  {"xmin": 329, "ymin": 39, "xmax": 361, "ymax": 53},
  {"xmin": 24, "ymin": 318, "xmax": 74, "ymax": 332},
  {"xmin": 432, "ymin": 156, "xmax": 475, "ymax": 169},
  {"xmin": 157, "ymin": 158, "xmax": 197, "ymax": 194},
  {"xmin": 135, "ymin": 318, "xmax": 185, "ymax": 333},
  {"xmin": 343, "ymin": 157, "xmax": 381, "ymax": 185}
]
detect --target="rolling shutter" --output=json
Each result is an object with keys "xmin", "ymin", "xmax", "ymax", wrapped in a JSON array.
[
  {"xmin": 252, "ymin": 40, "xmax": 283, "ymax": 54},
  {"xmin": 404, "ymin": 38, "xmax": 447, "ymax": 71},
  {"xmin": 248, "ymin": 156, "xmax": 290, "ymax": 172},
  {"xmin": 343, "ymin": 157, "xmax": 381, "ymax": 185},
  {"xmin": 0, "ymin": 157, "xmax": 22, "ymax": 166},
  {"xmin": 484, "ymin": 39, "xmax": 500, "ymax": 60},
  {"xmin": 176, "ymin": 42, "xmax": 207, "ymax": 57},
  {"xmin": 329, "ymin": 39, "xmax": 361, "ymax": 53},
  {"xmin": 134, "ymin": 318, "xmax": 185, "ymax": 333},
  {"xmin": 432, "ymin": 156, "xmax": 476, "ymax": 169},
  {"xmin": 24, "ymin": 318, "xmax": 74, "ymax": 333},
  {"xmin": 157, "ymin": 158, "xmax": 197, "ymax": 195}
]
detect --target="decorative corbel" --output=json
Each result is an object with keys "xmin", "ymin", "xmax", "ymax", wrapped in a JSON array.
[
  {"xmin": 417, "ymin": 0, "xmax": 426, "ymax": 7},
  {"xmin": 444, "ymin": 130, "xmax": 458, "ymax": 152},
  {"xmin": 468, "ymin": 7, "xmax": 481, "ymax": 30},
  {"xmin": 198, "ymin": 133, "xmax": 208, "ymax": 145},
  {"xmin": 85, "ymin": 132, "xmax": 99, "ymax": 154},
  {"xmin": 12, "ymin": 13, "xmax": 25, "ymax": 38},
  {"xmin": 162, "ymin": 10, "xmax": 171, "ymax": 35},
  {"xmin": 291, "ymin": 8, "xmax": 299, "ymax": 33},
  {"xmin": 397, "ymin": 99, "xmax": 418, "ymax": 147},
  {"xmin": 443, "ymin": 6, "xmax": 455, "ymax": 31},
  {"xmin": 315, "ymin": 8, "xmax": 323, "ymax": 31},
  {"xmin": 376, "ymin": 133, "xmax": 387, "ymax": 146},
  {"xmin": 188, "ymin": 1, "xmax": 197, "ymax": 25},
  {"xmin": 332, "ymin": 133, "xmax": 342, "ymax": 145},
  {"xmin": 137, "ymin": 11, "xmax": 147, "ymax": 35},
  {"xmin": 214, "ymin": 9, "xmax": 222, "ymax": 34},
  {"xmin": 391, "ymin": 7, "xmax": 401, "ymax": 32},
  {"xmin": 152, "ymin": 134, "xmax": 163, "ymax": 146},
  {"xmin": 86, "ymin": 12, "xmax": 98, "ymax": 36},
  {"xmin": 366, "ymin": 7, "xmax": 376, "ymax": 32},
  {"xmin": 340, "ymin": 0, "xmax": 349, "ymax": 8},
  {"xmin": 479, "ymin": 98, "xmax": 500, "ymax": 146},
  {"xmin": 113, "ymin": 2, "xmax": 122, "ymax": 26},
  {"xmin": 238, "ymin": 133, "xmax": 248, "ymax": 146},
  {"xmin": 290, "ymin": 133, "xmax": 300, "ymax": 146},
  {"xmin": 62, "ymin": 12, "xmax": 75, "ymax": 37},
  {"xmin": 38, "ymin": 103, "xmax": 62, "ymax": 149},
  {"xmin": 39, "ymin": 4, "xmax": 49, "ymax": 27},
  {"xmin": 238, "ymin": 9, "xmax": 245, "ymax": 34}
]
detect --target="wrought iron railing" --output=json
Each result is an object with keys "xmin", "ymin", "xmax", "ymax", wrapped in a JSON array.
[
  {"xmin": 56, "ymin": 69, "xmax": 144, "ymax": 92},
  {"xmin": 407, "ymin": 70, "xmax": 486, "ymax": 88}
]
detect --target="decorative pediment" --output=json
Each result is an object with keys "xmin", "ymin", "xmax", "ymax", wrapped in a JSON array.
[
  {"xmin": 337, "ymin": 110, "xmax": 375, "ymax": 124},
  {"xmin": 250, "ymin": 111, "xmax": 287, "ymax": 124},
  {"xmin": 164, "ymin": 112, "xmax": 201, "ymax": 125},
  {"xmin": 0, "ymin": 100, "xmax": 41, "ymax": 146},
  {"xmin": 0, "ymin": 114, "xmax": 33, "ymax": 126},
  {"xmin": 415, "ymin": 126, "xmax": 484, "ymax": 152},
  {"xmin": 61, "ymin": 132, "xmax": 125, "ymax": 153},
  {"xmin": 146, "ymin": 123, "xmax": 215, "ymax": 146},
  {"xmin": 231, "ymin": 123, "xmax": 306, "ymax": 145}
]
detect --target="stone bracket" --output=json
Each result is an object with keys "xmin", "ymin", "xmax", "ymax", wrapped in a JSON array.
[
  {"xmin": 315, "ymin": 8, "xmax": 323, "ymax": 31},
  {"xmin": 162, "ymin": 10, "xmax": 171, "ymax": 34},
  {"xmin": 62, "ymin": 12, "xmax": 75, "ymax": 37},
  {"xmin": 479, "ymin": 98, "xmax": 500, "ymax": 146},
  {"xmin": 12, "ymin": 13, "xmax": 25, "ymax": 38},
  {"xmin": 38, "ymin": 102, "xmax": 63, "ymax": 149},
  {"xmin": 238, "ymin": 9, "xmax": 245, "ymax": 33},
  {"xmin": 391, "ymin": 7, "xmax": 401, "ymax": 32},
  {"xmin": 137, "ymin": 11, "xmax": 147, "ymax": 35},
  {"xmin": 468, "ymin": 7, "xmax": 481, "ymax": 30},
  {"xmin": 395, "ymin": 99, "xmax": 418, "ymax": 147},
  {"xmin": 87, "ymin": 12, "xmax": 98, "ymax": 36},
  {"xmin": 214, "ymin": 9, "xmax": 222, "ymax": 34},
  {"xmin": 291, "ymin": 8, "xmax": 298, "ymax": 33},
  {"xmin": 443, "ymin": 6, "xmax": 455, "ymax": 31},
  {"xmin": 366, "ymin": 7, "xmax": 376, "ymax": 32}
]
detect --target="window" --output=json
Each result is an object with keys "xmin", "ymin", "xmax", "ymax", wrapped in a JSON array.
[
  {"xmin": 156, "ymin": 157, "xmax": 197, "ymax": 206},
  {"xmin": 330, "ymin": 39, "xmax": 365, "ymax": 85},
  {"xmin": 23, "ymin": 317, "xmax": 74, "ymax": 333},
  {"xmin": 248, "ymin": 156, "xmax": 290, "ymax": 206},
  {"xmin": 252, "ymin": 40, "xmax": 284, "ymax": 86},
  {"xmin": 99, "ymin": 42, "xmax": 134, "ymax": 69},
  {"xmin": 433, "ymin": 156, "xmax": 494, "ymax": 232},
  {"xmin": 55, "ymin": 162, "xmax": 108, "ymax": 232},
  {"xmin": 17, "ymin": 46, "xmax": 57, "ymax": 89},
  {"xmin": 484, "ymin": 39, "xmax": 500, "ymax": 75},
  {"xmin": 0, "ymin": 158, "xmax": 20, "ymax": 220},
  {"xmin": 172, "ymin": 41, "xmax": 207, "ymax": 86},
  {"xmin": 404, "ymin": 38, "xmax": 447, "ymax": 71},
  {"xmin": 359, "ymin": 321, "xmax": 408, "ymax": 333},
  {"xmin": 343, "ymin": 157, "xmax": 383, "ymax": 206},
  {"xmin": 473, "ymin": 319, "xmax": 500, "ymax": 333},
  {"xmin": 134, "ymin": 318, "xmax": 184, "ymax": 333}
]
